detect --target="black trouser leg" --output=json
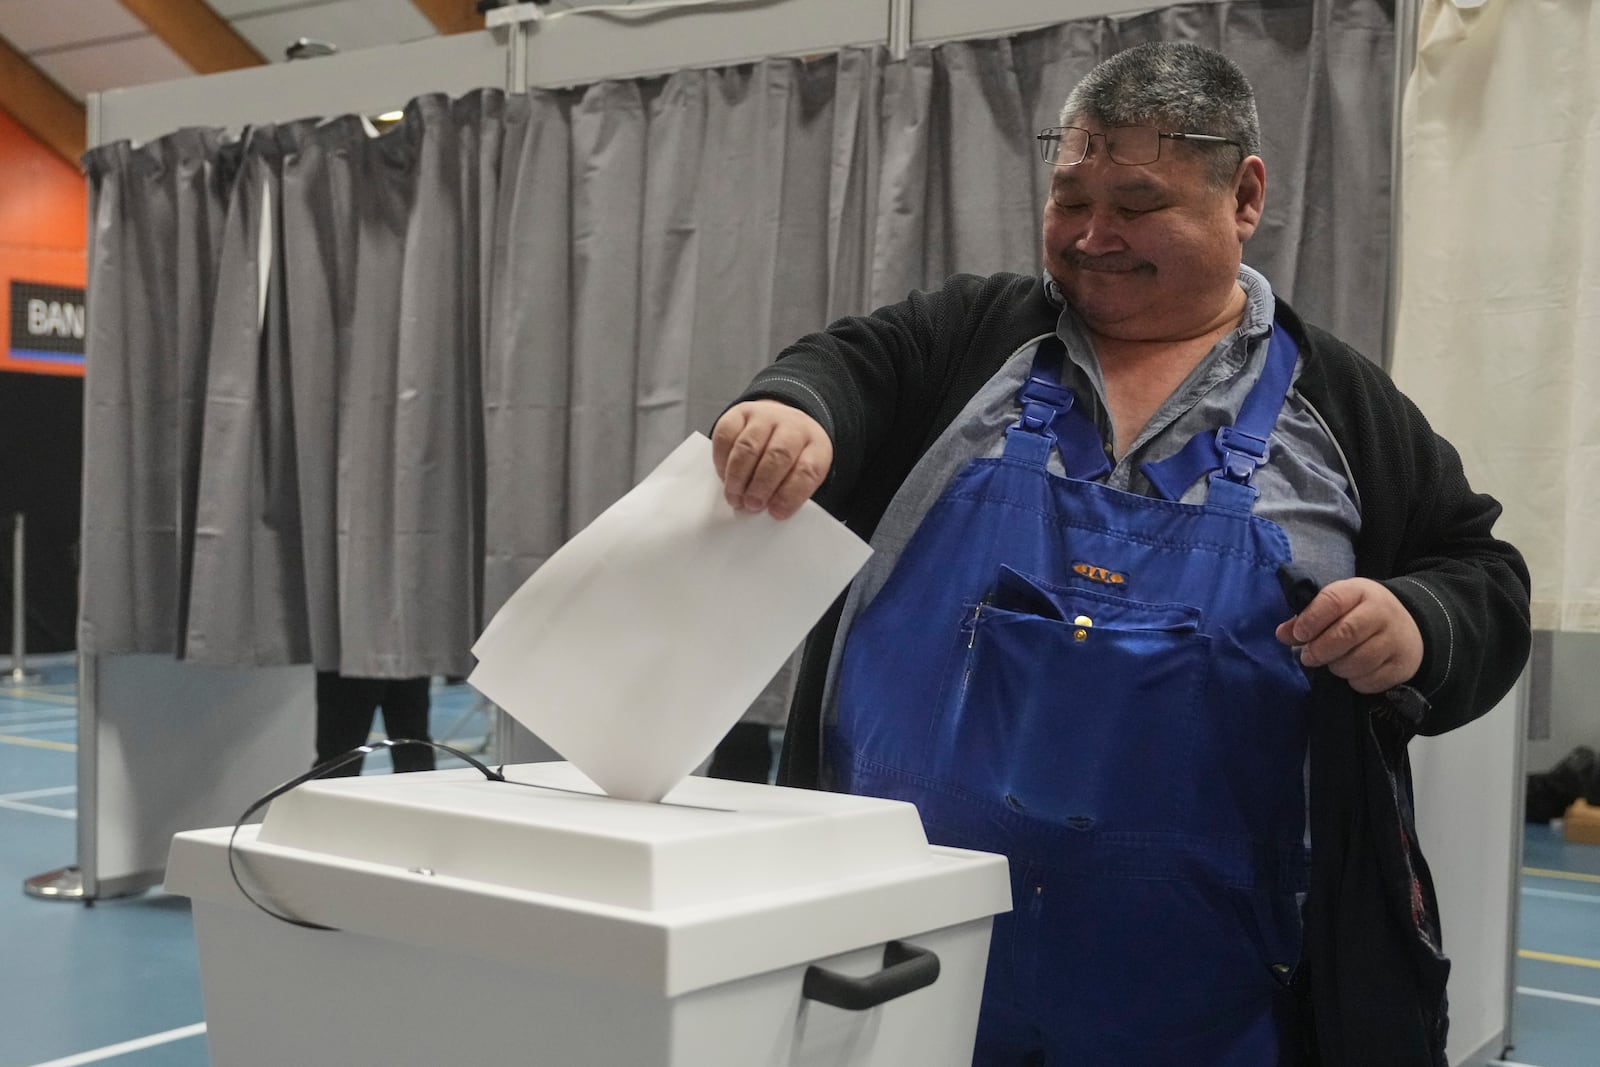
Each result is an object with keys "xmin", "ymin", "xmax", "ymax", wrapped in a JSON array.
[
  {"xmin": 314, "ymin": 671, "xmax": 383, "ymax": 775},
  {"xmin": 707, "ymin": 722, "xmax": 774, "ymax": 783},
  {"xmin": 380, "ymin": 677, "xmax": 436, "ymax": 773}
]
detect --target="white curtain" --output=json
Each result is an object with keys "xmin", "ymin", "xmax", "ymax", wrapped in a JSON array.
[{"xmin": 1392, "ymin": 0, "xmax": 1600, "ymax": 632}]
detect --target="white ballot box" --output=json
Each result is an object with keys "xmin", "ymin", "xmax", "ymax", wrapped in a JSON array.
[{"xmin": 165, "ymin": 763, "xmax": 1011, "ymax": 1067}]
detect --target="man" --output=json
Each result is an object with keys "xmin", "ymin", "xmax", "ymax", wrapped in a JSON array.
[{"xmin": 711, "ymin": 41, "xmax": 1530, "ymax": 1067}]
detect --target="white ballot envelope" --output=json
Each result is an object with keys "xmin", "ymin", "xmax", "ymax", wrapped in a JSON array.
[{"xmin": 469, "ymin": 433, "xmax": 872, "ymax": 802}]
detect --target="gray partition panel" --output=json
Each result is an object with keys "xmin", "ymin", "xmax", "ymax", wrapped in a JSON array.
[
  {"xmin": 81, "ymin": 654, "xmax": 313, "ymax": 897},
  {"xmin": 1525, "ymin": 631, "xmax": 1600, "ymax": 773},
  {"xmin": 92, "ymin": 29, "xmax": 507, "ymax": 148},
  {"xmin": 910, "ymin": 0, "xmax": 1181, "ymax": 44},
  {"xmin": 516, "ymin": 0, "xmax": 892, "ymax": 87}
]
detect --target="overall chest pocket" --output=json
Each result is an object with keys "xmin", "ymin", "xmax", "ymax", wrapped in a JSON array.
[{"xmin": 930, "ymin": 565, "xmax": 1215, "ymax": 828}]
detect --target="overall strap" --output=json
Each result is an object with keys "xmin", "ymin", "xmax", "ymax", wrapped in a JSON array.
[
  {"xmin": 1140, "ymin": 322, "xmax": 1301, "ymax": 512},
  {"xmin": 1004, "ymin": 336, "xmax": 1112, "ymax": 480}
]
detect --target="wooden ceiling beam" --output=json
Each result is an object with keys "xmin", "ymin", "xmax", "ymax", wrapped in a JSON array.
[
  {"xmin": 117, "ymin": 0, "xmax": 267, "ymax": 74},
  {"xmin": 411, "ymin": 0, "xmax": 488, "ymax": 35},
  {"xmin": 0, "ymin": 35, "xmax": 86, "ymax": 165}
]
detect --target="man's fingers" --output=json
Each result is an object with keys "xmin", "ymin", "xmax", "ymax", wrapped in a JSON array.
[
  {"xmin": 1297, "ymin": 599, "xmax": 1382, "ymax": 668},
  {"xmin": 1295, "ymin": 618, "xmax": 1412, "ymax": 691},
  {"xmin": 1307, "ymin": 628, "xmax": 1386, "ymax": 679},
  {"xmin": 739, "ymin": 424, "xmax": 814, "ymax": 513},
  {"xmin": 1289, "ymin": 580, "xmax": 1365, "ymax": 645},
  {"xmin": 764, "ymin": 441, "xmax": 834, "ymax": 520},
  {"xmin": 1281, "ymin": 577, "xmax": 1425, "ymax": 692},
  {"xmin": 718, "ymin": 417, "xmax": 776, "ymax": 508}
]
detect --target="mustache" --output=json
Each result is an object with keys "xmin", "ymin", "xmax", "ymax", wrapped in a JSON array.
[{"xmin": 1063, "ymin": 251, "xmax": 1151, "ymax": 273}]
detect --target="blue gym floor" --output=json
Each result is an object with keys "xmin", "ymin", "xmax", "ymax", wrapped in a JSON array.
[{"xmin": 1, "ymin": 660, "xmax": 1597, "ymax": 1066}]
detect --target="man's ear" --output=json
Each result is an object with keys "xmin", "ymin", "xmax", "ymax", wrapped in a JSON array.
[{"xmin": 1234, "ymin": 156, "xmax": 1267, "ymax": 241}]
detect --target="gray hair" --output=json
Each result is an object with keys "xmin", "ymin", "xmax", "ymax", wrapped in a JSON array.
[{"xmin": 1059, "ymin": 41, "xmax": 1260, "ymax": 185}]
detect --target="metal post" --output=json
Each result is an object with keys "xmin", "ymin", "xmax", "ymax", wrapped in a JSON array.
[
  {"xmin": 1503, "ymin": 671, "xmax": 1528, "ymax": 1058},
  {"xmin": 889, "ymin": 0, "xmax": 912, "ymax": 61},
  {"xmin": 4, "ymin": 512, "xmax": 41, "ymax": 687}
]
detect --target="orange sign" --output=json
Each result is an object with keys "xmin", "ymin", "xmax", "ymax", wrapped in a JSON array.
[{"xmin": 1, "ymin": 106, "xmax": 88, "ymax": 377}]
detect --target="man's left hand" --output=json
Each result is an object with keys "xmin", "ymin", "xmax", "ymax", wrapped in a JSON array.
[{"xmin": 1274, "ymin": 578, "xmax": 1424, "ymax": 694}]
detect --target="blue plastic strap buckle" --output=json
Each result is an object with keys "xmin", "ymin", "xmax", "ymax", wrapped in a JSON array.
[
  {"xmin": 1017, "ymin": 376, "xmax": 1074, "ymax": 435},
  {"xmin": 1206, "ymin": 469, "xmax": 1260, "ymax": 511},
  {"xmin": 1214, "ymin": 424, "xmax": 1269, "ymax": 484}
]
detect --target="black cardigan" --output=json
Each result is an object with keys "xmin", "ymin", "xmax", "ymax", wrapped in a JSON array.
[{"xmin": 737, "ymin": 272, "xmax": 1531, "ymax": 1067}]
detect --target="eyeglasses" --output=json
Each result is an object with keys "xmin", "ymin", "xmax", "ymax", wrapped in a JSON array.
[{"xmin": 1037, "ymin": 126, "xmax": 1244, "ymax": 167}]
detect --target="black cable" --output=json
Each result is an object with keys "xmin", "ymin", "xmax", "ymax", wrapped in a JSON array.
[
  {"xmin": 225, "ymin": 739, "xmax": 505, "ymax": 931},
  {"xmin": 226, "ymin": 741, "xmax": 739, "ymax": 930}
]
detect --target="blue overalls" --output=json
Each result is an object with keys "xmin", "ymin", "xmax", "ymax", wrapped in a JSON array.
[{"xmin": 829, "ymin": 328, "xmax": 1311, "ymax": 1065}]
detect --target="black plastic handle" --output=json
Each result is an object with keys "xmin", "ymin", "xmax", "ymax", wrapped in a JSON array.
[{"xmin": 802, "ymin": 940, "xmax": 941, "ymax": 1011}]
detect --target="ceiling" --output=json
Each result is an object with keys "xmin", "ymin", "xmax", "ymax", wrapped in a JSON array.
[{"xmin": 0, "ymin": 0, "xmax": 646, "ymax": 163}]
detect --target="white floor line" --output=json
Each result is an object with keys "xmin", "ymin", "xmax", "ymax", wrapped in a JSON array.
[
  {"xmin": 24, "ymin": 1023, "xmax": 206, "ymax": 1067},
  {"xmin": 0, "ymin": 709, "xmax": 76, "ymax": 726},
  {"xmin": 1487, "ymin": 1060, "xmax": 1546, "ymax": 1067},
  {"xmin": 0, "ymin": 797, "xmax": 76, "ymax": 819},
  {"xmin": 1524, "ymin": 886, "xmax": 1600, "ymax": 905},
  {"xmin": 0, "ymin": 692, "xmax": 78, "ymax": 706},
  {"xmin": 0, "ymin": 719, "xmax": 77, "ymax": 735},
  {"xmin": 1518, "ymin": 985, "xmax": 1600, "ymax": 1009},
  {"xmin": 0, "ymin": 786, "xmax": 76, "ymax": 802},
  {"xmin": 0, "ymin": 703, "xmax": 75, "ymax": 723}
]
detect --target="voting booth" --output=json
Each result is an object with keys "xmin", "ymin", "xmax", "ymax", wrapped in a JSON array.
[{"xmin": 166, "ymin": 762, "xmax": 1012, "ymax": 1067}]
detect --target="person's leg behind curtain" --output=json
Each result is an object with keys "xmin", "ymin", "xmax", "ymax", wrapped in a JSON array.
[
  {"xmin": 707, "ymin": 722, "xmax": 776, "ymax": 783},
  {"xmin": 315, "ymin": 671, "xmax": 384, "ymax": 774},
  {"xmin": 379, "ymin": 677, "xmax": 437, "ymax": 772}
]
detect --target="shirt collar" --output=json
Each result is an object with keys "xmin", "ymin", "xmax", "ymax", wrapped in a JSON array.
[{"xmin": 1236, "ymin": 263, "xmax": 1275, "ymax": 337}]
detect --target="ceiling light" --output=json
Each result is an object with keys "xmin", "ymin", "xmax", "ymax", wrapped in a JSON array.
[{"xmin": 285, "ymin": 38, "xmax": 338, "ymax": 61}]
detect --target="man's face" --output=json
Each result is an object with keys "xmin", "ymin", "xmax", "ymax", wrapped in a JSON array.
[{"xmin": 1040, "ymin": 121, "xmax": 1263, "ymax": 342}]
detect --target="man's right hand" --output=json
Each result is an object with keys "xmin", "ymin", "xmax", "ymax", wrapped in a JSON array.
[{"xmin": 711, "ymin": 400, "xmax": 833, "ymax": 520}]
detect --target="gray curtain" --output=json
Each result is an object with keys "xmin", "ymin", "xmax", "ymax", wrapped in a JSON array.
[
  {"xmin": 79, "ymin": 0, "xmax": 1393, "ymax": 682},
  {"xmin": 274, "ymin": 96, "xmax": 493, "ymax": 677},
  {"xmin": 184, "ymin": 123, "xmax": 310, "ymax": 667},
  {"xmin": 81, "ymin": 131, "xmax": 233, "ymax": 656}
]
